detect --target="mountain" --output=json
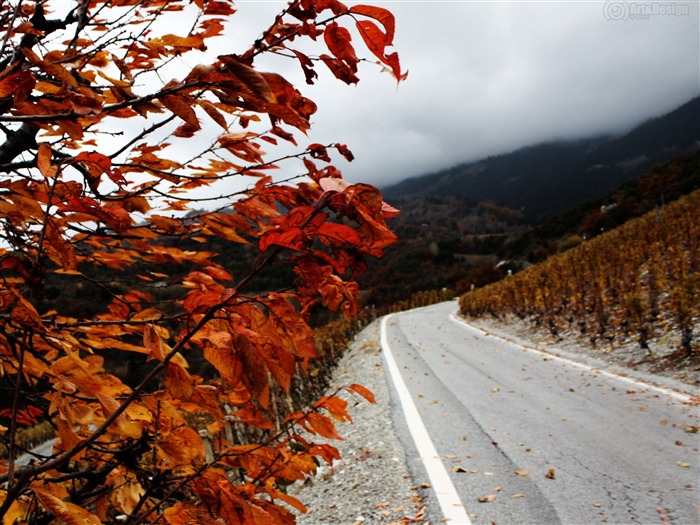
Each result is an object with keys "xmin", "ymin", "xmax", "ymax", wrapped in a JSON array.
[
  {"xmin": 383, "ymin": 96, "xmax": 700, "ymax": 220},
  {"xmin": 501, "ymin": 150, "xmax": 700, "ymax": 263}
]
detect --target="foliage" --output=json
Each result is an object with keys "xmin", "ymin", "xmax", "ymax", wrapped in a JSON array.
[
  {"xmin": 0, "ymin": 0, "xmax": 405, "ymax": 523},
  {"xmin": 460, "ymin": 190, "xmax": 700, "ymax": 356}
]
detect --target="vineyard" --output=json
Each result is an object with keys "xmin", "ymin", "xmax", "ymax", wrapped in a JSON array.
[{"xmin": 459, "ymin": 189, "xmax": 700, "ymax": 357}]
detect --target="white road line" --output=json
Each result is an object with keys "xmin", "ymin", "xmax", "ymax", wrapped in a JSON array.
[
  {"xmin": 448, "ymin": 312, "xmax": 695, "ymax": 403},
  {"xmin": 380, "ymin": 314, "xmax": 472, "ymax": 525}
]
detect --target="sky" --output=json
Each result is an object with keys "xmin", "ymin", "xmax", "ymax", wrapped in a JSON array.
[
  {"xmin": 221, "ymin": 0, "xmax": 699, "ymax": 190},
  {"xmin": 129, "ymin": 0, "xmax": 700, "ymax": 201}
]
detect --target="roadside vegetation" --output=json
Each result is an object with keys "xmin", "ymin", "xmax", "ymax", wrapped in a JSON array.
[{"xmin": 460, "ymin": 189, "xmax": 700, "ymax": 362}]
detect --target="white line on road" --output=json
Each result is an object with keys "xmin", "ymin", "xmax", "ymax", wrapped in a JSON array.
[
  {"xmin": 448, "ymin": 312, "xmax": 694, "ymax": 403},
  {"xmin": 380, "ymin": 314, "xmax": 472, "ymax": 525}
]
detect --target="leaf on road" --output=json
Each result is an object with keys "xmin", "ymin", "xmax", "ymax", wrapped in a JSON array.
[
  {"xmin": 478, "ymin": 495, "xmax": 497, "ymax": 503},
  {"xmin": 677, "ymin": 461, "xmax": 690, "ymax": 468},
  {"xmin": 512, "ymin": 493, "xmax": 526, "ymax": 498},
  {"xmin": 545, "ymin": 469, "xmax": 556, "ymax": 479},
  {"xmin": 452, "ymin": 466, "xmax": 468, "ymax": 473},
  {"xmin": 515, "ymin": 469, "xmax": 529, "ymax": 477}
]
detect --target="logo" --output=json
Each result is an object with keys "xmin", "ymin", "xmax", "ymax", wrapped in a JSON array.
[{"xmin": 603, "ymin": 1, "xmax": 690, "ymax": 20}]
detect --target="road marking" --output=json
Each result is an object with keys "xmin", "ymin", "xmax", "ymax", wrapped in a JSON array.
[
  {"xmin": 381, "ymin": 314, "xmax": 472, "ymax": 525},
  {"xmin": 448, "ymin": 312, "xmax": 694, "ymax": 403}
]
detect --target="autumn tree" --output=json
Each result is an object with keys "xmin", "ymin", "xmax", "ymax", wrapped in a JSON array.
[{"xmin": 0, "ymin": 0, "xmax": 405, "ymax": 522}]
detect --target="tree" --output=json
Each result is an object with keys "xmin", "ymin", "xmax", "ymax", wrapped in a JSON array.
[{"xmin": 0, "ymin": 0, "xmax": 405, "ymax": 522}]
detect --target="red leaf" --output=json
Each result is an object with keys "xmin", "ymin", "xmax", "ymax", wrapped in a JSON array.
[
  {"xmin": 320, "ymin": 54, "xmax": 359, "ymax": 84},
  {"xmin": 323, "ymin": 22, "xmax": 358, "ymax": 65},
  {"xmin": 349, "ymin": 5, "xmax": 395, "ymax": 43},
  {"xmin": 74, "ymin": 151, "xmax": 127, "ymax": 187},
  {"xmin": 293, "ymin": 50, "xmax": 318, "ymax": 85},
  {"xmin": 355, "ymin": 20, "xmax": 388, "ymax": 61}
]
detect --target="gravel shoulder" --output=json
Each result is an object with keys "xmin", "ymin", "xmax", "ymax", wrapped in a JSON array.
[
  {"xmin": 292, "ymin": 306, "xmax": 699, "ymax": 525},
  {"xmin": 291, "ymin": 321, "xmax": 427, "ymax": 525},
  {"xmin": 465, "ymin": 312, "xmax": 700, "ymax": 391}
]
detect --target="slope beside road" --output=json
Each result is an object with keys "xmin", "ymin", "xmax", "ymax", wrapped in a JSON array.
[{"xmin": 297, "ymin": 301, "xmax": 699, "ymax": 525}]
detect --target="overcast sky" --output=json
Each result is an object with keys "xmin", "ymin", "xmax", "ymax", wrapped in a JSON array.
[{"xmin": 215, "ymin": 1, "xmax": 700, "ymax": 189}]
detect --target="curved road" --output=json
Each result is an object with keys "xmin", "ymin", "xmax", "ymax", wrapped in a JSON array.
[{"xmin": 381, "ymin": 302, "xmax": 700, "ymax": 525}]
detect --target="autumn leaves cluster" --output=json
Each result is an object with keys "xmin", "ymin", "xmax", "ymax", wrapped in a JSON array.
[{"xmin": 0, "ymin": 0, "xmax": 405, "ymax": 523}]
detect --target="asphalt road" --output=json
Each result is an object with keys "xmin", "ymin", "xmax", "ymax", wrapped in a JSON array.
[{"xmin": 381, "ymin": 302, "xmax": 700, "ymax": 525}]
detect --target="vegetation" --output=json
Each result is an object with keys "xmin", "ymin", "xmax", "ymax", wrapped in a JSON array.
[
  {"xmin": 460, "ymin": 189, "xmax": 700, "ymax": 357},
  {"xmin": 0, "ymin": 0, "xmax": 407, "ymax": 523}
]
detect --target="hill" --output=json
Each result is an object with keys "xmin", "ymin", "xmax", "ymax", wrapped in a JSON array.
[
  {"xmin": 383, "ymin": 96, "xmax": 700, "ymax": 220},
  {"xmin": 501, "ymin": 150, "xmax": 700, "ymax": 262},
  {"xmin": 460, "ymin": 189, "xmax": 700, "ymax": 362}
]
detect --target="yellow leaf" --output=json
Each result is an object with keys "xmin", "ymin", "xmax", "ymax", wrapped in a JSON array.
[
  {"xmin": 1, "ymin": 491, "xmax": 24, "ymax": 525},
  {"xmin": 677, "ymin": 461, "xmax": 690, "ymax": 468},
  {"xmin": 515, "ymin": 469, "xmax": 529, "ymax": 477},
  {"xmin": 478, "ymin": 494, "xmax": 497, "ymax": 503},
  {"xmin": 34, "ymin": 488, "xmax": 101, "ymax": 525},
  {"xmin": 144, "ymin": 324, "xmax": 167, "ymax": 361}
]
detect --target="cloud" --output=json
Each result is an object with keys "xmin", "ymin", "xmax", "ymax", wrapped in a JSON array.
[
  {"xmin": 117, "ymin": 1, "xmax": 699, "ymax": 197},
  {"xmin": 282, "ymin": 1, "xmax": 699, "ymax": 187}
]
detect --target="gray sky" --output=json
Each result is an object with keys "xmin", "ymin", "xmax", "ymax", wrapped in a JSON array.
[{"xmin": 199, "ymin": 1, "xmax": 700, "ymax": 190}]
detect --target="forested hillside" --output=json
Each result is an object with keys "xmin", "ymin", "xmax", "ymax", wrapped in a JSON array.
[
  {"xmin": 459, "ymin": 190, "xmax": 700, "ymax": 358},
  {"xmin": 502, "ymin": 150, "xmax": 700, "ymax": 262},
  {"xmin": 384, "ymin": 96, "xmax": 700, "ymax": 219}
]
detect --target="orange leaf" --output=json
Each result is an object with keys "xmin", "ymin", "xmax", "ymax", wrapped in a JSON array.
[
  {"xmin": 316, "ymin": 395, "xmax": 352, "ymax": 423},
  {"xmin": 198, "ymin": 100, "xmax": 228, "ymax": 129},
  {"xmin": 34, "ymin": 488, "xmax": 101, "ymax": 525},
  {"xmin": 36, "ymin": 143, "xmax": 56, "ymax": 178},
  {"xmin": 21, "ymin": 47, "xmax": 78, "ymax": 89},
  {"xmin": 348, "ymin": 383, "xmax": 376, "ymax": 403},
  {"xmin": 160, "ymin": 94, "xmax": 200, "ymax": 128},
  {"xmin": 144, "ymin": 324, "xmax": 167, "ymax": 361},
  {"xmin": 307, "ymin": 412, "xmax": 343, "ymax": 440}
]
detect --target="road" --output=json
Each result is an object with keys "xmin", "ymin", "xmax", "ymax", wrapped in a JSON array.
[{"xmin": 381, "ymin": 302, "xmax": 700, "ymax": 525}]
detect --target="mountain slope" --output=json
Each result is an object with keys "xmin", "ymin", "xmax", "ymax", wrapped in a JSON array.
[{"xmin": 384, "ymin": 96, "xmax": 700, "ymax": 219}]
